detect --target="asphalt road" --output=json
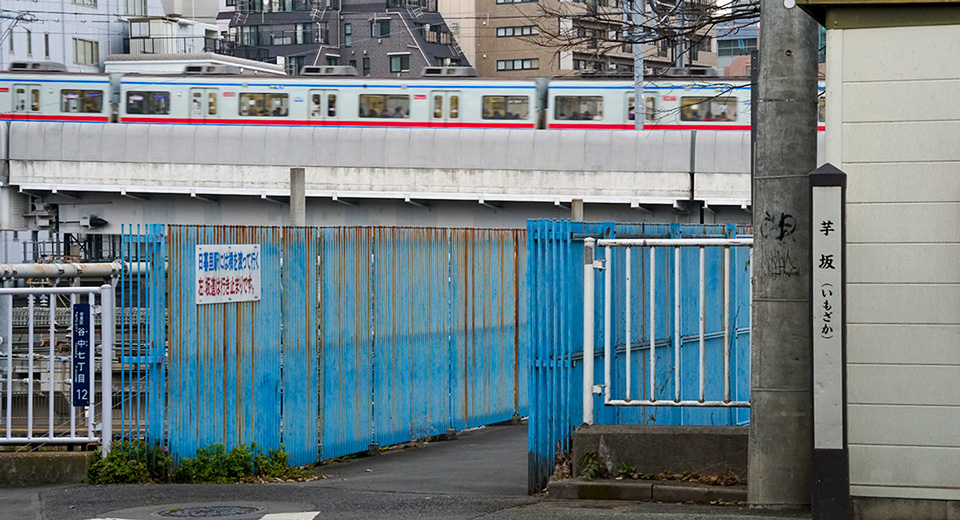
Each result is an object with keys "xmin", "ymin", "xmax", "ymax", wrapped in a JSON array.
[{"xmin": 1, "ymin": 423, "xmax": 812, "ymax": 520}]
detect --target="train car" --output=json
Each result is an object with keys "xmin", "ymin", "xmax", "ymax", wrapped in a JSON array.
[
  {"xmin": 0, "ymin": 63, "xmax": 113, "ymax": 123},
  {"xmin": 119, "ymin": 68, "xmax": 541, "ymax": 129},
  {"xmin": 544, "ymin": 79, "xmax": 752, "ymax": 130}
]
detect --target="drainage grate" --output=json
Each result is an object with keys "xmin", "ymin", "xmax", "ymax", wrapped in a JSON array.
[{"xmin": 153, "ymin": 505, "xmax": 266, "ymax": 518}]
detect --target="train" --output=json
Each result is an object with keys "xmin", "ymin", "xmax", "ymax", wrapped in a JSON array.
[{"xmin": 0, "ymin": 63, "xmax": 824, "ymax": 131}]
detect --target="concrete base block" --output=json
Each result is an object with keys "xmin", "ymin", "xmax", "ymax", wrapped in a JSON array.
[
  {"xmin": 854, "ymin": 496, "xmax": 960, "ymax": 520},
  {"xmin": 547, "ymin": 479, "xmax": 654, "ymax": 501},
  {"xmin": 0, "ymin": 451, "xmax": 97, "ymax": 486},
  {"xmin": 572, "ymin": 424, "xmax": 748, "ymax": 479},
  {"xmin": 547, "ymin": 478, "xmax": 746, "ymax": 503}
]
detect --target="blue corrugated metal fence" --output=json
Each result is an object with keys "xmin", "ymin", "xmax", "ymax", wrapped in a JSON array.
[
  {"xmin": 526, "ymin": 220, "xmax": 752, "ymax": 493},
  {"xmin": 119, "ymin": 225, "xmax": 526, "ymax": 466}
]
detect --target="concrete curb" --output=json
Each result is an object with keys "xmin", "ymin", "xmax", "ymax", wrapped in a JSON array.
[
  {"xmin": 546, "ymin": 478, "xmax": 747, "ymax": 503},
  {"xmin": 0, "ymin": 451, "xmax": 96, "ymax": 487}
]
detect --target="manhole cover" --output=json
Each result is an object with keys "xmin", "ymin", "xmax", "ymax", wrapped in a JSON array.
[{"xmin": 153, "ymin": 505, "xmax": 266, "ymax": 518}]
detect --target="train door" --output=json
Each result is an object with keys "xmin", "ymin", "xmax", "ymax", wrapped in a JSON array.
[
  {"xmin": 429, "ymin": 90, "xmax": 461, "ymax": 127},
  {"xmin": 308, "ymin": 89, "xmax": 338, "ymax": 123},
  {"xmin": 189, "ymin": 88, "xmax": 219, "ymax": 121},
  {"xmin": 12, "ymin": 84, "xmax": 41, "ymax": 116}
]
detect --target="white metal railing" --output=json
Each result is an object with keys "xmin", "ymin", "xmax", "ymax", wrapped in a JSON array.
[
  {"xmin": 582, "ymin": 237, "xmax": 752, "ymax": 425},
  {"xmin": 0, "ymin": 285, "xmax": 113, "ymax": 454}
]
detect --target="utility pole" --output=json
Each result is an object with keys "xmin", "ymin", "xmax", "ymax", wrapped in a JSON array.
[{"xmin": 748, "ymin": 0, "xmax": 819, "ymax": 508}]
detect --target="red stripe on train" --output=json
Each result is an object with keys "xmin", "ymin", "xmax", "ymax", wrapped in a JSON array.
[
  {"xmin": 0, "ymin": 114, "xmax": 110, "ymax": 122},
  {"xmin": 120, "ymin": 117, "xmax": 536, "ymax": 129}
]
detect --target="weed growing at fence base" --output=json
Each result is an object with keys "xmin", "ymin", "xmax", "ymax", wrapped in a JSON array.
[
  {"xmin": 88, "ymin": 442, "xmax": 314, "ymax": 484},
  {"xmin": 87, "ymin": 441, "xmax": 172, "ymax": 484}
]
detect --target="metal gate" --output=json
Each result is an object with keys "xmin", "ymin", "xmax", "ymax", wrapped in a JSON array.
[
  {"xmin": 0, "ymin": 285, "xmax": 114, "ymax": 451},
  {"xmin": 526, "ymin": 220, "xmax": 752, "ymax": 492}
]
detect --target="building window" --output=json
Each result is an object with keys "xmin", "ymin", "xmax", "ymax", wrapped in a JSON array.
[
  {"xmin": 496, "ymin": 25, "xmax": 538, "ymax": 37},
  {"xmin": 371, "ymin": 19, "xmax": 390, "ymax": 38},
  {"xmin": 72, "ymin": 0, "xmax": 98, "ymax": 6},
  {"xmin": 344, "ymin": 23, "xmax": 352, "ymax": 47},
  {"xmin": 73, "ymin": 38, "xmax": 99, "ymax": 66},
  {"xmin": 286, "ymin": 55, "xmax": 304, "ymax": 75},
  {"xmin": 8, "ymin": 31, "xmax": 13, "ymax": 53},
  {"xmin": 496, "ymin": 58, "xmax": 538, "ymax": 71},
  {"xmin": 44, "ymin": 33, "xmax": 50, "ymax": 58},
  {"xmin": 131, "ymin": 21, "xmax": 149, "ymax": 38},
  {"xmin": 349, "ymin": 59, "xmax": 356, "ymax": 69},
  {"xmin": 496, "ymin": 0, "xmax": 536, "ymax": 4},
  {"xmin": 717, "ymin": 37, "xmax": 756, "ymax": 57},
  {"xmin": 25, "ymin": 29, "xmax": 32, "ymax": 56},
  {"xmin": 327, "ymin": 56, "xmax": 338, "ymax": 65},
  {"xmin": 362, "ymin": 57, "xmax": 370, "ymax": 76},
  {"xmin": 389, "ymin": 54, "xmax": 409, "ymax": 73}
]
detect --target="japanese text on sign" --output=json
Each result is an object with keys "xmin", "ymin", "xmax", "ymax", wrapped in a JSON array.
[
  {"xmin": 812, "ymin": 185, "xmax": 843, "ymax": 449},
  {"xmin": 196, "ymin": 244, "xmax": 262, "ymax": 304},
  {"xmin": 72, "ymin": 303, "xmax": 91, "ymax": 407}
]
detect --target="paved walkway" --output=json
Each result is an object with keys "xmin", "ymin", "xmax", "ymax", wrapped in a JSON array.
[{"xmin": 0, "ymin": 423, "xmax": 811, "ymax": 520}]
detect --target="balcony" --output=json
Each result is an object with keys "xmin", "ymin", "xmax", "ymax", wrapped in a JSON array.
[{"xmin": 124, "ymin": 36, "xmax": 220, "ymax": 55}]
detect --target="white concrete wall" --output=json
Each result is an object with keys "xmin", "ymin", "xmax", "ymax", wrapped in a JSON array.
[
  {"xmin": 0, "ymin": 0, "xmax": 165, "ymax": 72},
  {"xmin": 826, "ymin": 23, "xmax": 960, "ymax": 501}
]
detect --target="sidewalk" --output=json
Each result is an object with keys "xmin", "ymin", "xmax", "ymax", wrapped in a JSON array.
[{"xmin": 0, "ymin": 423, "xmax": 811, "ymax": 520}]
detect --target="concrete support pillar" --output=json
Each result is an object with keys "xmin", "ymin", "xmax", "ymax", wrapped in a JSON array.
[
  {"xmin": 748, "ymin": 0, "xmax": 820, "ymax": 507},
  {"xmin": 571, "ymin": 199, "xmax": 584, "ymax": 222},
  {"xmin": 290, "ymin": 167, "xmax": 306, "ymax": 227}
]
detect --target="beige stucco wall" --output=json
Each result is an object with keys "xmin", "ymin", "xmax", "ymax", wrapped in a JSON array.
[{"xmin": 826, "ymin": 21, "xmax": 960, "ymax": 501}]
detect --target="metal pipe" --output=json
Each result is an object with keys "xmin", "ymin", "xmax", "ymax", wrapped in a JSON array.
[
  {"xmin": 607, "ymin": 398, "xmax": 750, "ymax": 408},
  {"xmin": 603, "ymin": 245, "xmax": 612, "ymax": 404},
  {"xmin": 70, "ymin": 292, "xmax": 76, "ymax": 439},
  {"xmin": 674, "ymin": 246, "xmax": 681, "ymax": 403},
  {"xmin": 100, "ymin": 284, "xmax": 113, "ymax": 456},
  {"xmin": 0, "ymin": 287, "xmax": 109, "ymax": 295},
  {"xmin": 649, "ymin": 246, "xmax": 656, "ymax": 403},
  {"xmin": 4, "ymin": 295, "xmax": 11, "ymax": 439},
  {"xmin": 598, "ymin": 238, "xmax": 754, "ymax": 248},
  {"xmin": 699, "ymin": 246, "xmax": 705, "ymax": 403},
  {"xmin": 582, "ymin": 238, "xmax": 595, "ymax": 425},
  {"xmin": 27, "ymin": 295, "xmax": 34, "ymax": 439},
  {"xmin": 0, "ymin": 262, "xmax": 149, "ymax": 280},
  {"xmin": 625, "ymin": 247, "xmax": 631, "ymax": 402},
  {"xmin": 48, "ymin": 294, "xmax": 55, "ymax": 438},
  {"xmin": 87, "ymin": 292, "xmax": 95, "ymax": 439},
  {"xmin": 723, "ymin": 246, "xmax": 731, "ymax": 403}
]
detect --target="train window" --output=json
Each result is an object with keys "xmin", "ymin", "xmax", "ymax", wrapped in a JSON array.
[
  {"xmin": 645, "ymin": 96, "xmax": 656, "ymax": 121},
  {"xmin": 680, "ymin": 96, "xmax": 737, "ymax": 122},
  {"xmin": 239, "ymin": 93, "xmax": 289, "ymax": 117},
  {"xmin": 60, "ymin": 90, "xmax": 104, "ymax": 113},
  {"xmin": 328, "ymin": 94, "xmax": 337, "ymax": 117},
  {"xmin": 208, "ymin": 92, "xmax": 218, "ymax": 116},
  {"xmin": 126, "ymin": 91, "xmax": 170, "ymax": 115},
  {"xmin": 450, "ymin": 95, "xmax": 459, "ymax": 118},
  {"xmin": 433, "ymin": 95, "xmax": 443, "ymax": 119},
  {"xmin": 555, "ymin": 96, "xmax": 603, "ymax": 121},
  {"xmin": 818, "ymin": 97, "xmax": 825, "ymax": 123},
  {"xmin": 481, "ymin": 96, "xmax": 529, "ymax": 120},
  {"xmin": 359, "ymin": 94, "xmax": 410, "ymax": 118},
  {"xmin": 15, "ymin": 87, "xmax": 41, "ymax": 112}
]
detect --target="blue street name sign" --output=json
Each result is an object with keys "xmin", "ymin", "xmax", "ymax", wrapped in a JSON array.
[{"xmin": 72, "ymin": 303, "xmax": 91, "ymax": 407}]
